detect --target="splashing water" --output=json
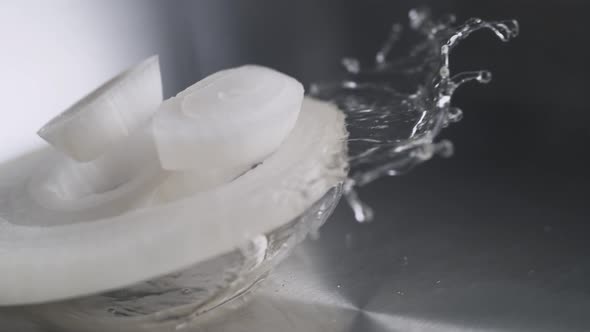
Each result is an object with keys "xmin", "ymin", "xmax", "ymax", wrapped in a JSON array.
[{"xmin": 310, "ymin": 8, "xmax": 519, "ymax": 222}]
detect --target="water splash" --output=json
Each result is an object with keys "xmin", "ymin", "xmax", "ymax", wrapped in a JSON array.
[{"xmin": 310, "ymin": 8, "xmax": 519, "ymax": 222}]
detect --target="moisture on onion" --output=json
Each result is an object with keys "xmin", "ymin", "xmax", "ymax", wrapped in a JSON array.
[{"xmin": 0, "ymin": 57, "xmax": 348, "ymax": 305}]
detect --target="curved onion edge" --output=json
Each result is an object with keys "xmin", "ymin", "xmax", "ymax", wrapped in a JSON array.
[{"xmin": 37, "ymin": 56, "xmax": 162, "ymax": 162}]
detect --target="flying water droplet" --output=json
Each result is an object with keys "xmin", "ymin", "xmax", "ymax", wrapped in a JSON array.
[
  {"xmin": 447, "ymin": 107, "xmax": 463, "ymax": 123},
  {"xmin": 175, "ymin": 322, "xmax": 188, "ymax": 330},
  {"xmin": 341, "ymin": 57, "xmax": 361, "ymax": 74},
  {"xmin": 376, "ymin": 23, "xmax": 403, "ymax": 66},
  {"xmin": 343, "ymin": 180, "xmax": 374, "ymax": 223}
]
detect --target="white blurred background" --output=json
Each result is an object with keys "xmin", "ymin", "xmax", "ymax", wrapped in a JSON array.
[{"xmin": 0, "ymin": 0, "xmax": 196, "ymax": 160}]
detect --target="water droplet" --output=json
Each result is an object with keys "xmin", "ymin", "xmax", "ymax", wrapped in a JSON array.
[
  {"xmin": 409, "ymin": 7, "xmax": 430, "ymax": 30},
  {"xmin": 401, "ymin": 256, "xmax": 409, "ymax": 266},
  {"xmin": 342, "ymin": 81, "xmax": 358, "ymax": 89},
  {"xmin": 175, "ymin": 322, "xmax": 188, "ymax": 330},
  {"xmin": 435, "ymin": 140, "xmax": 454, "ymax": 158},
  {"xmin": 341, "ymin": 57, "xmax": 360, "ymax": 74},
  {"xmin": 451, "ymin": 70, "xmax": 493, "ymax": 87},
  {"xmin": 439, "ymin": 66, "xmax": 450, "ymax": 79},
  {"xmin": 343, "ymin": 180, "xmax": 374, "ymax": 223},
  {"xmin": 376, "ymin": 24, "xmax": 403, "ymax": 65},
  {"xmin": 478, "ymin": 70, "xmax": 493, "ymax": 83},
  {"xmin": 447, "ymin": 107, "xmax": 463, "ymax": 123},
  {"xmin": 413, "ymin": 144, "xmax": 435, "ymax": 161}
]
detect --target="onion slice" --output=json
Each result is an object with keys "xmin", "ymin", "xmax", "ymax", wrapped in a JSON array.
[
  {"xmin": 0, "ymin": 97, "xmax": 347, "ymax": 305},
  {"xmin": 37, "ymin": 56, "xmax": 163, "ymax": 162},
  {"xmin": 152, "ymin": 65, "xmax": 303, "ymax": 172},
  {"xmin": 150, "ymin": 65, "xmax": 304, "ymax": 199}
]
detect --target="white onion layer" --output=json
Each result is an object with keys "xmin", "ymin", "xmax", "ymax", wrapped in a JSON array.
[
  {"xmin": 0, "ymin": 98, "xmax": 347, "ymax": 305},
  {"xmin": 37, "ymin": 56, "xmax": 162, "ymax": 162},
  {"xmin": 152, "ymin": 65, "xmax": 303, "ymax": 172}
]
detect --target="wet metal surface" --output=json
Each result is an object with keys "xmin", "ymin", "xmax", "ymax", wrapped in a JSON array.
[{"xmin": 193, "ymin": 165, "xmax": 590, "ymax": 332}]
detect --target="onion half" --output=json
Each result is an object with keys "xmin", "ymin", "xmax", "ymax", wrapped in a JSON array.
[{"xmin": 0, "ymin": 59, "xmax": 347, "ymax": 305}]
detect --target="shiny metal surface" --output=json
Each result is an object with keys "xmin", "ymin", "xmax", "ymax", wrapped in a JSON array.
[{"xmin": 184, "ymin": 167, "xmax": 590, "ymax": 332}]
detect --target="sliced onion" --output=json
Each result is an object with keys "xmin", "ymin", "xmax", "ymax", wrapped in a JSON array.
[
  {"xmin": 0, "ymin": 97, "xmax": 347, "ymax": 305},
  {"xmin": 37, "ymin": 56, "xmax": 163, "ymax": 162},
  {"xmin": 151, "ymin": 65, "xmax": 303, "ymax": 175}
]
